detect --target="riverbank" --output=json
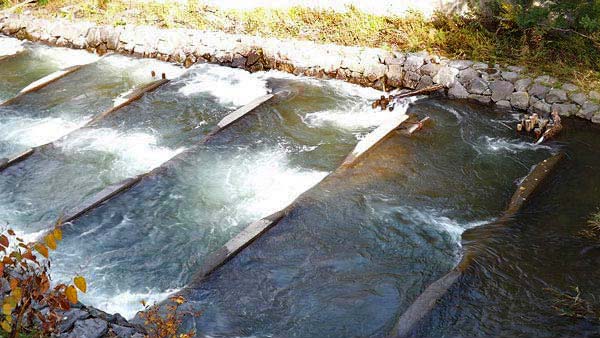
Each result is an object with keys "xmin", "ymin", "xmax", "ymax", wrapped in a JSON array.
[{"xmin": 2, "ymin": 11, "xmax": 600, "ymax": 123}]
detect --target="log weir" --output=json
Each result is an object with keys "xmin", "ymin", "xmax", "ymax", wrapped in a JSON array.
[{"xmin": 391, "ymin": 152, "xmax": 565, "ymax": 338}]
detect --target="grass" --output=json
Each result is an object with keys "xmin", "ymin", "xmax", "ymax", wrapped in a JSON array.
[{"xmin": 2, "ymin": 0, "xmax": 600, "ymax": 91}]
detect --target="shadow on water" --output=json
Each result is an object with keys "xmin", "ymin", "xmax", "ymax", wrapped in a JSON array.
[
  {"xmin": 416, "ymin": 118, "xmax": 600, "ymax": 337},
  {"xmin": 175, "ymin": 98, "xmax": 554, "ymax": 338}
]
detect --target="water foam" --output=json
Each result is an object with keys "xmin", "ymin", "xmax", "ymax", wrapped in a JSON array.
[
  {"xmin": 304, "ymin": 97, "xmax": 415, "ymax": 132},
  {"xmin": 178, "ymin": 64, "xmax": 270, "ymax": 107},
  {"xmin": 192, "ymin": 146, "xmax": 329, "ymax": 223},
  {"xmin": 30, "ymin": 45, "xmax": 98, "ymax": 68},
  {"xmin": 0, "ymin": 37, "xmax": 24, "ymax": 56},
  {"xmin": 102, "ymin": 54, "xmax": 185, "ymax": 83},
  {"xmin": 57, "ymin": 128, "xmax": 185, "ymax": 178},
  {"xmin": 0, "ymin": 115, "xmax": 89, "ymax": 149},
  {"xmin": 81, "ymin": 288, "xmax": 180, "ymax": 319},
  {"xmin": 481, "ymin": 136, "xmax": 552, "ymax": 154}
]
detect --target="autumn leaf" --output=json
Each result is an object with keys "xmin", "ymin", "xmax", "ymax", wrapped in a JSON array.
[
  {"xmin": 4, "ymin": 296, "xmax": 16, "ymax": 308},
  {"xmin": 11, "ymin": 287, "xmax": 21, "ymax": 300},
  {"xmin": 74, "ymin": 276, "xmax": 86, "ymax": 293},
  {"xmin": 65, "ymin": 285, "xmax": 78, "ymax": 304},
  {"xmin": 2, "ymin": 303, "xmax": 12, "ymax": 316},
  {"xmin": 34, "ymin": 243, "xmax": 49, "ymax": 258},
  {"xmin": 7, "ymin": 229, "xmax": 14, "ymax": 236},
  {"xmin": 53, "ymin": 228, "xmax": 62, "ymax": 241},
  {"xmin": 0, "ymin": 320, "xmax": 10, "ymax": 332},
  {"xmin": 0, "ymin": 235, "xmax": 8, "ymax": 248},
  {"xmin": 9, "ymin": 278, "xmax": 18, "ymax": 291},
  {"xmin": 44, "ymin": 234, "xmax": 57, "ymax": 250},
  {"xmin": 170, "ymin": 295, "xmax": 185, "ymax": 305}
]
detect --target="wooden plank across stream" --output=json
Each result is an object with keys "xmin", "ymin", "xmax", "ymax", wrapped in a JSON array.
[
  {"xmin": 390, "ymin": 152, "xmax": 564, "ymax": 338},
  {"xmin": 0, "ymin": 77, "xmax": 170, "ymax": 172},
  {"xmin": 0, "ymin": 63, "xmax": 91, "ymax": 107},
  {"xmin": 56, "ymin": 93, "xmax": 275, "ymax": 225},
  {"xmin": 185, "ymin": 110, "xmax": 425, "ymax": 287}
]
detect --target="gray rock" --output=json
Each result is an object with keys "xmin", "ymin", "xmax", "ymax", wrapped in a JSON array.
[
  {"xmin": 457, "ymin": 67, "xmax": 479, "ymax": 85},
  {"xmin": 231, "ymin": 54, "xmax": 247, "ymax": 68},
  {"xmin": 364, "ymin": 63, "xmax": 386, "ymax": 82},
  {"xmin": 449, "ymin": 60, "xmax": 473, "ymax": 70},
  {"xmin": 515, "ymin": 78, "xmax": 532, "ymax": 92},
  {"xmin": 552, "ymin": 103, "xmax": 578, "ymax": 117},
  {"xmin": 416, "ymin": 75, "xmax": 433, "ymax": 89},
  {"xmin": 472, "ymin": 62, "xmax": 488, "ymax": 70},
  {"xmin": 384, "ymin": 56, "xmax": 404, "ymax": 65},
  {"xmin": 468, "ymin": 94, "xmax": 491, "ymax": 104},
  {"xmin": 570, "ymin": 92, "xmax": 587, "ymax": 106},
  {"xmin": 496, "ymin": 100, "xmax": 512, "ymax": 108},
  {"xmin": 501, "ymin": 71, "xmax": 519, "ymax": 83},
  {"xmin": 546, "ymin": 88, "xmax": 567, "ymax": 103},
  {"xmin": 507, "ymin": 65, "xmax": 524, "ymax": 73},
  {"xmin": 403, "ymin": 71, "xmax": 421, "ymax": 89},
  {"xmin": 561, "ymin": 83, "xmax": 579, "ymax": 92},
  {"xmin": 534, "ymin": 75, "xmax": 557, "ymax": 85},
  {"xmin": 246, "ymin": 50, "xmax": 261, "ymax": 66},
  {"xmin": 481, "ymin": 68, "xmax": 502, "ymax": 82},
  {"xmin": 510, "ymin": 91, "xmax": 530, "ymax": 110},
  {"xmin": 68, "ymin": 319, "xmax": 108, "ymax": 338},
  {"xmin": 489, "ymin": 80, "xmax": 515, "ymax": 102},
  {"xmin": 433, "ymin": 66, "xmax": 459, "ymax": 87},
  {"xmin": 529, "ymin": 84, "xmax": 550, "ymax": 99},
  {"xmin": 593, "ymin": 113, "xmax": 600, "ymax": 124},
  {"xmin": 531, "ymin": 100, "xmax": 552, "ymax": 114},
  {"xmin": 466, "ymin": 77, "xmax": 489, "ymax": 95},
  {"xmin": 420, "ymin": 63, "xmax": 440, "ymax": 77},
  {"xmin": 59, "ymin": 309, "xmax": 90, "ymax": 333},
  {"xmin": 404, "ymin": 54, "xmax": 425, "ymax": 72},
  {"xmin": 590, "ymin": 90, "xmax": 600, "ymax": 101},
  {"xmin": 448, "ymin": 82, "xmax": 469, "ymax": 99},
  {"xmin": 578, "ymin": 102, "xmax": 600, "ymax": 120},
  {"xmin": 385, "ymin": 64, "xmax": 403, "ymax": 87},
  {"xmin": 110, "ymin": 324, "xmax": 137, "ymax": 338}
]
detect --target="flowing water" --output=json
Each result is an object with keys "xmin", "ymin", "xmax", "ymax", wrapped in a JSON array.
[
  {"xmin": 1, "ymin": 38, "xmax": 599, "ymax": 337},
  {"xmin": 0, "ymin": 36, "xmax": 98, "ymax": 101}
]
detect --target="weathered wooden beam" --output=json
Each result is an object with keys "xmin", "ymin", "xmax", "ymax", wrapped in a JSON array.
[
  {"xmin": 390, "ymin": 152, "xmax": 564, "ymax": 338},
  {"xmin": 342, "ymin": 113, "xmax": 409, "ymax": 166},
  {"xmin": 0, "ymin": 78, "xmax": 171, "ymax": 173},
  {"xmin": 0, "ymin": 65, "xmax": 86, "ymax": 107},
  {"xmin": 85, "ymin": 78, "xmax": 170, "ymax": 126},
  {"xmin": 38, "ymin": 93, "xmax": 275, "ymax": 229}
]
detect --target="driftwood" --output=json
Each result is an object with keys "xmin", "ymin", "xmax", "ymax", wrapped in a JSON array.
[
  {"xmin": 372, "ymin": 85, "xmax": 444, "ymax": 111},
  {"xmin": 516, "ymin": 111, "xmax": 562, "ymax": 145}
]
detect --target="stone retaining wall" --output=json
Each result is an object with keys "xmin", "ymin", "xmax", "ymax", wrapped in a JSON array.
[{"xmin": 1, "ymin": 14, "xmax": 599, "ymax": 123}]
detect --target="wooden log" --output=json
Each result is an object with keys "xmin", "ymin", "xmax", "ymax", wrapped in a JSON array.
[
  {"xmin": 391, "ymin": 152, "xmax": 564, "ymax": 338},
  {"xmin": 372, "ymin": 85, "xmax": 444, "ymax": 110}
]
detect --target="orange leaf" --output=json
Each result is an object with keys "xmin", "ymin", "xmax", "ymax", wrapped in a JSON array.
[
  {"xmin": 65, "ymin": 285, "xmax": 78, "ymax": 304},
  {"xmin": 6, "ymin": 230, "xmax": 14, "ymax": 236},
  {"xmin": 34, "ymin": 244, "xmax": 49, "ymax": 258},
  {"xmin": 9, "ymin": 279, "xmax": 17, "ymax": 291},
  {"xmin": 74, "ymin": 276, "xmax": 86, "ymax": 293},
  {"xmin": 22, "ymin": 250, "xmax": 35, "ymax": 261},
  {"xmin": 44, "ymin": 234, "xmax": 57, "ymax": 250},
  {"xmin": 0, "ymin": 319, "xmax": 10, "ymax": 332},
  {"xmin": 53, "ymin": 228, "xmax": 63, "ymax": 241},
  {"xmin": 0, "ymin": 235, "xmax": 8, "ymax": 248}
]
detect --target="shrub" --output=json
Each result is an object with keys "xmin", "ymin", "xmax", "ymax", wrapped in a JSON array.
[{"xmin": 0, "ymin": 223, "xmax": 86, "ymax": 338}]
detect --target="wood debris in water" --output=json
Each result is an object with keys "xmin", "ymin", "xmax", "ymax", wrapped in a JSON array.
[
  {"xmin": 516, "ymin": 110, "xmax": 563, "ymax": 144},
  {"xmin": 371, "ymin": 85, "xmax": 444, "ymax": 111}
]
